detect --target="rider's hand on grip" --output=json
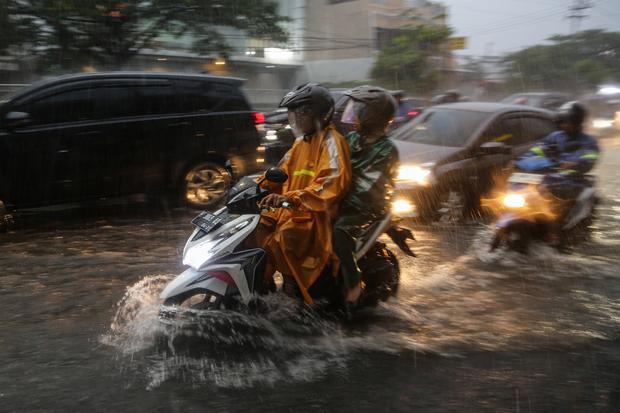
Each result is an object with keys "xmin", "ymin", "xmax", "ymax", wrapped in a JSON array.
[{"xmin": 258, "ymin": 193, "xmax": 291, "ymax": 211}]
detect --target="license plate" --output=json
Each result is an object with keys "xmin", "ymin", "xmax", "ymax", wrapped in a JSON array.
[
  {"xmin": 508, "ymin": 172, "xmax": 544, "ymax": 185},
  {"xmin": 192, "ymin": 211, "xmax": 225, "ymax": 232}
]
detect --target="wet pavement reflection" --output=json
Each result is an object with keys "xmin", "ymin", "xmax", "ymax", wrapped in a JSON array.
[{"xmin": 1, "ymin": 142, "xmax": 620, "ymax": 412}]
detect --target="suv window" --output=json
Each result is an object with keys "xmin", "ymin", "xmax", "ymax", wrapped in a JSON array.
[
  {"xmin": 95, "ymin": 86, "xmax": 143, "ymax": 118},
  {"xmin": 14, "ymin": 78, "xmax": 250, "ymax": 125},
  {"xmin": 209, "ymin": 82, "xmax": 250, "ymax": 112},
  {"xmin": 17, "ymin": 88, "xmax": 98, "ymax": 125},
  {"xmin": 133, "ymin": 83, "xmax": 175, "ymax": 116},
  {"xmin": 175, "ymin": 80, "xmax": 249, "ymax": 113}
]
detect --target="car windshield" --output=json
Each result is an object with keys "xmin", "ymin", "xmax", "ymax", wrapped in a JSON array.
[
  {"xmin": 391, "ymin": 108, "xmax": 491, "ymax": 147},
  {"xmin": 502, "ymin": 94, "xmax": 542, "ymax": 107}
]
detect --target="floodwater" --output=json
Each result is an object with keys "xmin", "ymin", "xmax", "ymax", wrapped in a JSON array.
[{"xmin": 1, "ymin": 141, "xmax": 620, "ymax": 412}]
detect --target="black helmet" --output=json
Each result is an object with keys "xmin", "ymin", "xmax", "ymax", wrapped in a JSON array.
[
  {"xmin": 556, "ymin": 101, "xmax": 587, "ymax": 126},
  {"xmin": 279, "ymin": 83, "xmax": 335, "ymax": 123},
  {"xmin": 343, "ymin": 85, "xmax": 397, "ymax": 134}
]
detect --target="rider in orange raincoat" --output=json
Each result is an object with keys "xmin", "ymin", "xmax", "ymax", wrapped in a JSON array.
[{"xmin": 257, "ymin": 84, "xmax": 351, "ymax": 304}]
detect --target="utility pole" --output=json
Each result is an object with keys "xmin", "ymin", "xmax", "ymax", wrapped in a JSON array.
[{"xmin": 567, "ymin": 0, "xmax": 593, "ymax": 34}]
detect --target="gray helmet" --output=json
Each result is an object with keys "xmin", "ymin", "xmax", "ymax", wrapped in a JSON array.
[
  {"xmin": 556, "ymin": 101, "xmax": 587, "ymax": 127},
  {"xmin": 344, "ymin": 85, "xmax": 397, "ymax": 135},
  {"xmin": 279, "ymin": 83, "xmax": 335, "ymax": 123}
]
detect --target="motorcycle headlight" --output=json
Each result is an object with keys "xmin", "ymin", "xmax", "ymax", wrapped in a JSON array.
[
  {"xmin": 503, "ymin": 193, "xmax": 526, "ymax": 208},
  {"xmin": 397, "ymin": 164, "xmax": 432, "ymax": 185},
  {"xmin": 392, "ymin": 198, "xmax": 415, "ymax": 214}
]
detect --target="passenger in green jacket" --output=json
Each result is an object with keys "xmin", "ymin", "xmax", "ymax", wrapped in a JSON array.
[{"xmin": 333, "ymin": 85, "xmax": 400, "ymax": 306}]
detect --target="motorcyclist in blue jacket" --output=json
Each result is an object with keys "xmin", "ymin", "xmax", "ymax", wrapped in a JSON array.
[{"xmin": 519, "ymin": 101, "xmax": 599, "ymax": 243}]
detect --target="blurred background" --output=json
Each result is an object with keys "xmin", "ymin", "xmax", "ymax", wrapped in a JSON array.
[{"xmin": 1, "ymin": 0, "xmax": 618, "ymax": 109}]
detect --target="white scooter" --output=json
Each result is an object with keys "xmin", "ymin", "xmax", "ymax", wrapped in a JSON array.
[{"xmin": 159, "ymin": 168, "xmax": 415, "ymax": 315}]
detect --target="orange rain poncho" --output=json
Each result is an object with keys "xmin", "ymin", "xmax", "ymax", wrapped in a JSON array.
[{"xmin": 258, "ymin": 124, "xmax": 351, "ymax": 304}]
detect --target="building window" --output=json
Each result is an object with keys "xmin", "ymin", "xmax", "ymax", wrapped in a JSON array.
[{"xmin": 328, "ymin": 0, "xmax": 356, "ymax": 4}]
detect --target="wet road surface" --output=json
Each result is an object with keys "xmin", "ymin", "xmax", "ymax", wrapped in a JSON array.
[{"xmin": 1, "ymin": 140, "xmax": 620, "ymax": 412}]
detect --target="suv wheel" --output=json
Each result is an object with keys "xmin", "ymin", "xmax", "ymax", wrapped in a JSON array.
[{"xmin": 182, "ymin": 162, "xmax": 231, "ymax": 209}]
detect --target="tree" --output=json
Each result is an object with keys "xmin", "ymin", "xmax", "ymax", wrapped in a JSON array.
[
  {"xmin": 6, "ymin": 0, "xmax": 288, "ymax": 71},
  {"xmin": 0, "ymin": 0, "xmax": 38, "ymax": 54},
  {"xmin": 503, "ymin": 30, "xmax": 620, "ymax": 92},
  {"xmin": 371, "ymin": 25, "xmax": 452, "ymax": 94}
]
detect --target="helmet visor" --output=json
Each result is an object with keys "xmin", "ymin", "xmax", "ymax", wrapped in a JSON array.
[
  {"xmin": 288, "ymin": 105, "xmax": 314, "ymax": 136},
  {"xmin": 341, "ymin": 99, "xmax": 362, "ymax": 125}
]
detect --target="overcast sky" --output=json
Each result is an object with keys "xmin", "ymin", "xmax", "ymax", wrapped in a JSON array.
[{"xmin": 441, "ymin": 0, "xmax": 620, "ymax": 57}]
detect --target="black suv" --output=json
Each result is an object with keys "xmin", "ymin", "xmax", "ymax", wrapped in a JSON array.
[{"xmin": 0, "ymin": 72, "xmax": 263, "ymax": 217}]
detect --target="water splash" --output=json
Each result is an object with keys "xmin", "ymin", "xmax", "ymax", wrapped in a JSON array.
[
  {"xmin": 101, "ymin": 274, "xmax": 173, "ymax": 353},
  {"xmin": 101, "ymin": 276, "xmax": 350, "ymax": 388},
  {"xmin": 102, "ymin": 202, "xmax": 620, "ymax": 390}
]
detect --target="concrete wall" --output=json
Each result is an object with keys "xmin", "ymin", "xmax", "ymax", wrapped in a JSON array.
[
  {"xmin": 303, "ymin": 0, "xmax": 374, "ymax": 61},
  {"xmin": 304, "ymin": 57, "xmax": 374, "ymax": 83}
]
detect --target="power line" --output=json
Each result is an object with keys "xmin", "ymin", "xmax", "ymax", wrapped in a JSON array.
[
  {"xmin": 466, "ymin": 6, "xmax": 568, "ymax": 37},
  {"xmin": 567, "ymin": 0, "xmax": 593, "ymax": 33}
]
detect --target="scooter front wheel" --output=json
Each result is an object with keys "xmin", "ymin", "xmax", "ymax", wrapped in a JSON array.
[
  {"xmin": 506, "ymin": 228, "xmax": 529, "ymax": 254},
  {"xmin": 489, "ymin": 233, "xmax": 502, "ymax": 251}
]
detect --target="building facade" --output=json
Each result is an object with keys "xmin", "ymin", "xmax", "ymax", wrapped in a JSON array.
[{"xmin": 301, "ymin": 0, "xmax": 447, "ymax": 83}]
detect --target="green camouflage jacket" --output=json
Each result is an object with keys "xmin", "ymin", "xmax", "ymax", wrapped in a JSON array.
[{"xmin": 340, "ymin": 131, "xmax": 400, "ymax": 218}]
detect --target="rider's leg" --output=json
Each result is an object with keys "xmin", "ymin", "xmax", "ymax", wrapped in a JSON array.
[
  {"xmin": 282, "ymin": 274, "xmax": 300, "ymax": 298},
  {"xmin": 333, "ymin": 216, "xmax": 363, "ymax": 303},
  {"xmin": 251, "ymin": 215, "xmax": 279, "ymax": 289},
  {"xmin": 543, "ymin": 178, "xmax": 585, "ymax": 246}
]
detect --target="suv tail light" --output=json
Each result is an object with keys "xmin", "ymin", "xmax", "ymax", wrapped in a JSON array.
[{"xmin": 253, "ymin": 112, "xmax": 265, "ymax": 125}]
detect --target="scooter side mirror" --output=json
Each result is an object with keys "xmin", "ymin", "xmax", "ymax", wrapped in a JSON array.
[
  {"xmin": 479, "ymin": 141, "xmax": 511, "ymax": 156},
  {"xmin": 265, "ymin": 167, "xmax": 288, "ymax": 184}
]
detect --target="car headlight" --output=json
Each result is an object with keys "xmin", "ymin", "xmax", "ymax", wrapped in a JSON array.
[
  {"xmin": 392, "ymin": 198, "xmax": 415, "ymax": 214},
  {"xmin": 503, "ymin": 193, "xmax": 526, "ymax": 208},
  {"xmin": 397, "ymin": 164, "xmax": 432, "ymax": 185},
  {"xmin": 592, "ymin": 118, "xmax": 614, "ymax": 129}
]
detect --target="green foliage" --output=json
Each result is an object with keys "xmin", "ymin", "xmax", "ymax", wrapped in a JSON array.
[
  {"xmin": 0, "ymin": 0, "xmax": 38, "ymax": 54},
  {"xmin": 503, "ymin": 30, "xmax": 620, "ymax": 92},
  {"xmin": 4, "ymin": 0, "xmax": 288, "ymax": 72},
  {"xmin": 370, "ymin": 25, "xmax": 452, "ymax": 94}
]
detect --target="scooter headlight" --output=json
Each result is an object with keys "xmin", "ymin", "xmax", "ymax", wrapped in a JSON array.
[
  {"xmin": 503, "ymin": 193, "xmax": 526, "ymax": 208},
  {"xmin": 183, "ymin": 240, "xmax": 219, "ymax": 269}
]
